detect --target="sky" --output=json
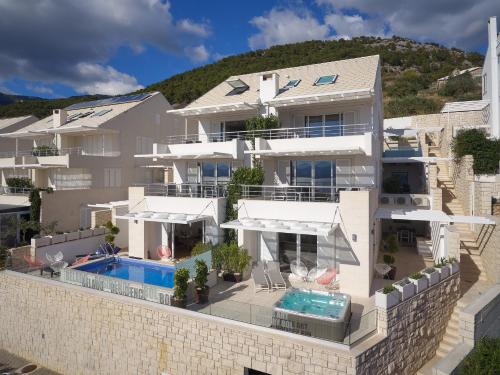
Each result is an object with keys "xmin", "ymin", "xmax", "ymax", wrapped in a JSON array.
[{"xmin": 0, "ymin": 0, "xmax": 499, "ymax": 99}]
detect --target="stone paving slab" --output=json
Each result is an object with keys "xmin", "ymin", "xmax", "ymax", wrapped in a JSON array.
[{"xmin": 0, "ymin": 349, "xmax": 60, "ymax": 375}]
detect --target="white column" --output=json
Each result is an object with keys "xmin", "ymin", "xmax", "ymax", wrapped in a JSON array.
[
  {"xmin": 171, "ymin": 223, "xmax": 175, "ymax": 259},
  {"xmin": 488, "ymin": 17, "xmax": 499, "ymax": 138}
]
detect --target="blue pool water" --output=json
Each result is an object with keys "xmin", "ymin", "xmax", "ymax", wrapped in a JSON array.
[
  {"xmin": 76, "ymin": 257, "xmax": 175, "ymax": 288},
  {"xmin": 276, "ymin": 289, "xmax": 348, "ymax": 318}
]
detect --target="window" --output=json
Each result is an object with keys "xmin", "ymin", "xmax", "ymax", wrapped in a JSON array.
[
  {"xmin": 136, "ymin": 136, "xmax": 153, "ymax": 154},
  {"xmin": 305, "ymin": 112, "xmax": 356, "ymax": 137},
  {"xmin": 187, "ymin": 162, "xmax": 199, "ymax": 183},
  {"xmin": 278, "ymin": 233, "xmax": 317, "ymax": 271},
  {"xmin": 314, "ymin": 74, "xmax": 338, "ymax": 86},
  {"xmin": 225, "ymin": 78, "xmax": 249, "ymax": 95},
  {"xmin": 283, "ymin": 79, "xmax": 301, "ymax": 89},
  {"xmin": 200, "ymin": 161, "xmax": 233, "ymax": 185},
  {"xmin": 294, "ymin": 160, "xmax": 312, "ymax": 186},
  {"xmin": 104, "ymin": 168, "xmax": 121, "ymax": 188},
  {"xmin": 50, "ymin": 168, "xmax": 92, "ymax": 190},
  {"xmin": 288, "ymin": 160, "xmax": 338, "ymax": 188},
  {"xmin": 91, "ymin": 109, "xmax": 112, "ymax": 117},
  {"xmin": 201, "ymin": 162, "xmax": 216, "ymax": 184}
]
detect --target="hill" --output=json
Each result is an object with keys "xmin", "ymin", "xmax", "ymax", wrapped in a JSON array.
[
  {"xmin": 0, "ymin": 36, "xmax": 484, "ymax": 119},
  {"xmin": 0, "ymin": 92, "xmax": 43, "ymax": 105}
]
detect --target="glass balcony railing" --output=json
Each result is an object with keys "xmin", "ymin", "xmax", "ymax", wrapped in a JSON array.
[
  {"xmin": 136, "ymin": 183, "xmax": 228, "ymax": 198},
  {"xmin": 0, "ymin": 147, "xmax": 120, "ymax": 158},
  {"xmin": 163, "ymin": 123, "xmax": 372, "ymax": 145}
]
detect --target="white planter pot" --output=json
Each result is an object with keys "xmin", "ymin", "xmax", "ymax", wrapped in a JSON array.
[
  {"xmin": 393, "ymin": 278, "xmax": 415, "ymax": 300},
  {"xmin": 79, "ymin": 229, "xmax": 93, "ymax": 238},
  {"xmin": 65, "ymin": 231, "xmax": 80, "ymax": 241},
  {"xmin": 375, "ymin": 289, "xmax": 401, "ymax": 309},
  {"xmin": 50, "ymin": 234, "xmax": 66, "ymax": 244},
  {"xmin": 409, "ymin": 277, "xmax": 428, "ymax": 293},
  {"xmin": 449, "ymin": 262, "xmax": 459, "ymax": 274},
  {"xmin": 423, "ymin": 268, "xmax": 440, "ymax": 286},
  {"xmin": 435, "ymin": 266, "xmax": 450, "ymax": 280},
  {"xmin": 93, "ymin": 227, "xmax": 105, "ymax": 236},
  {"xmin": 31, "ymin": 236, "xmax": 51, "ymax": 248}
]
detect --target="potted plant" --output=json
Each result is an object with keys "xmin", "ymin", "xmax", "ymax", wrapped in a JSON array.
[
  {"xmin": 434, "ymin": 257, "xmax": 450, "ymax": 280},
  {"xmin": 375, "ymin": 285, "xmax": 401, "ymax": 309},
  {"xmin": 50, "ymin": 231, "xmax": 66, "ymax": 244},
  {"xmin": 393, "ymin": 277, "xmax": 415, "ymax": 300},
  {"xmin": 222, "ymin": 243, "xmax": 251, "ymax": 283},
  {"xmin": 422, "ymin": 267, "xmax": 440, "ymax": 286},
  {"xmin": 194, "ymin": 259, "xmax": 209, "ymax": 304},
  {"xmin": 448, "ymin": 257, "xmax": 459, "ymax": 274},
  {"xmin": 172, "ymin": 268, "xmax": 190, "ymax": 308},
  {"xmin": 383, "ymin": 254, "xmax": 397, "ymax": 280},
  {"xmin": 104, "ymin": 221, "xmax": 120, "ymax": 251},
  {"xmin": 409, "ymin": 272, "xmax": 428, "ymax": 293}
]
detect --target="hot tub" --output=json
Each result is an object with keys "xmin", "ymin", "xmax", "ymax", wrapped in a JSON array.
[{"xmin": 272, "ymin": 289, "xmax": 351, "ymax": 342}]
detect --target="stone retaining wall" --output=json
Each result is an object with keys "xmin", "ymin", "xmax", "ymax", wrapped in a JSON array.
[
  {"xmin": 0, "ymin": 270, "xmax": 461, "ymax": 375},
  {"xmin": 479, "ymin": 216, "xmax": 500, "ymax": 284},
  {"xmin": 357, "ymin": 273, "xmax": 460, "ymax": 375}
]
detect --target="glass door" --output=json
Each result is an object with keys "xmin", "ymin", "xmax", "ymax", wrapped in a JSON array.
[
  {"xmin": 324, "ymin": 114, "xmax": 342, "ymax": 136},
  {"xmin": 314, "ymin": 160, "xmax": 333, "ymax": 201},
  {"xmin": 278, "ymin": 233, "xmax": 297, "ymax": 272}
]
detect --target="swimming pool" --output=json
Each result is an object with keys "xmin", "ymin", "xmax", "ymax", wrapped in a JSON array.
[
  {"xmin": 272, "ymin": 289, "xmax": 351, "ymax": 341},
  {"xmin": 76, "ymin": 257, "xmax": 175, "ymax": 288}
]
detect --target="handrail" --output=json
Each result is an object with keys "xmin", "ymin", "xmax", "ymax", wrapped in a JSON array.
[
  {"xmin": 240, "ymin": 184, "xmax": 373, "ymax": 202},
  {"xmin": 163, "ymin": 123, "xmax": 372, "ymax": 145},
  {"xmin": 0, "ymin": 186, "xmax": 31, "ymax": 195},
  {"xmin": 135, "ymin": 183, "xmax": 228, "ymax": 198},
  {"xmin": 0, "ymin": 147, "xmax": 120, "ymax": 158}
]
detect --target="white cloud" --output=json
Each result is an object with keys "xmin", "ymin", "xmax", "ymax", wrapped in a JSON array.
[
  {"xmin": 71, "ymin": 63, "xmax": 143, "ymax": 95},
  {"xmin": 325, "ymin": 14, "xmax": 385, "ymax": 40},
  {"xmin": 317, "ymin": 0, "xmax": 500, "ymax": 49},
  {"xmin": 185, "ymin": 45, "xmax": 210, "ymax": 63},
  {"xmin": 0, "ymin": 0, "xmax": 210, "ymax": 94},
  {"xmin": 25, "ymin": 83, "xmax": 55, "ymax": 96},
  {"xmin": 248, "ymin": 8, "xmax": 332, "ymax": 49}
]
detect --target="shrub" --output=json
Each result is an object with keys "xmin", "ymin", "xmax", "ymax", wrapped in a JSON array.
[
  {"xmin": 194, "ymin": 259, "xmax": 209, "ymax": 290},
  {"xmin": 438, "ymin": 72, "xmax": 480, "ymax": 99},
  {"xmin": 385, "ymin": 71, "xmax": 429, "ymax": 98},
  {"xmin": 191, "ymin": 242, "xmax": 212, "ymax": 256},
  {"xmin": 32, "ymin": 145, "xmax": 58, "ymax": 156},
  {"xmin": 6, "ymin": 177, "xmax": 33, "ymax": 189},
  {"xmin": 383, "ymin": 285, "xmax": 396, "ymax": 294},
  {"xmin": 383, "ymin": 254, "xmax": 395, "ymax": 265},
  {"xmin": 173, "ymin": 268, "xmax": 190, "ymax": 301},
  {"xmin": 459, "ymin": 337, "xmax": 500, "ymax": 375},
  {"xmin": 410, "ymin": 272, "xmax": 424, "ymax": 279},
  {"xmin": 104, "ymin": 221, "xmax": 120, "ymax": 246},
  {"xmin": 385, "ymin": 96, "xmax": 441, "ymax": 118},
  {"xmin": 452, "ymin": 129, "xmax": 500, "ymax": 175},
  {"xmin": 216, "ymin": 242, "xmax": 251, "ymax": 274},
  {"xmin": 386, "ymin": 234, "xmax": 399, "ymax": 254},
  {"xmin": 245, "ymin": 115, "xmax": 280, "ymax": 132}
]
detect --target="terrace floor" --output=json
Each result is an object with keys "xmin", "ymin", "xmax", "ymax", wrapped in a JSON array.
[{"xmin": 0, "ymin": 349, "xmax": 60, "ymax": 375}]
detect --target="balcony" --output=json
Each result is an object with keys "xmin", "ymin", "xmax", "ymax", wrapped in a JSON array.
[
  {"xmin": 0, "ymin": 186, "xmax": 31, "ymax": 195},
  {"xmin": 138, "ymin": 183, "xmax": 228, "ymax": 198},
  {"xmin": 241, "ymin": 184, "xmax": 371, "ymax": 202}
]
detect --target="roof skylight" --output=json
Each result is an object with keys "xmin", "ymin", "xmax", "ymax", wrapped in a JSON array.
[
  {"xmin": 225, "ymin": 79, "xmax": 250, "ymax": 95},
  {"xmin": 314, "ymin": 75, "xmax": 338, "ymax": 86},
  {"xmin": 284, "ymin": 79, "xmax": 301, "ymax": 89}
]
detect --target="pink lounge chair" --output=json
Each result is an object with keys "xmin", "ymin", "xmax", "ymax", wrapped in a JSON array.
[
  {"xmin": 156, "ymin": 246, "xmax": 172, "ymax": 261},
  {"xmin": 23, "ymin": 255, "xmax": 43, "ymax": 269},
  {"xmin": 72, "ymin": 255, "xmax": 90, "ymax": 266},
  {"xmin": 316, "ymin": 268, "xmax": 337, "ymax": 285}
]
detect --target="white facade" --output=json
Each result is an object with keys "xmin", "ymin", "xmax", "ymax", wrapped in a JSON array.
[{"xmin": 482, "ymin": 16, "xmax": 500, "ymax": 138}]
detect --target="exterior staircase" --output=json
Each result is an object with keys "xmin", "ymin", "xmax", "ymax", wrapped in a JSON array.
[{"xmin": 417, "ymin": 147, "xmax": 493, "ymax": 375}]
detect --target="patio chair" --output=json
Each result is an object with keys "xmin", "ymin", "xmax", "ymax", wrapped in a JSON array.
[
  {"xmin": 306, "ymin": 267, "xmax": 327, "ymax": 283},
  {"xmin": 46, "ymin": 251, "xmax": 63, "ymax": 263},
  {"xmin": 265, "ymin": 261, "xmax": 287, "ymax": 290},
  {"xmin": 290, "ymin": 260, "xmax": 308, "ymax": 281},
  {"xmin": 50, "ymin": 260, "xmax": 68, "ymax": 275},
  {"xmin": 157, "ymin": 245, "xmax": 172, "ymax": 261},
  {"xmin": 72, "ymin": 255, "xmax": 90, "ymax": 266},
  {"xmin": 251, "ymin": 262, "xmax": 270, "ymax": 293},
  {"xmin": 316, "ymin": 268, "xmax": 337, "ymax": 287}
]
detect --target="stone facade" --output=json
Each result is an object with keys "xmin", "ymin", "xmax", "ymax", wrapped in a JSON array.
[
  {"xmin": 0, "ymin": 271, "xmax": 461, "ymax": 375},
  {"xmin": 91, "ymin": 208, "xmax": 112, "ymax": 228},
  {"xmin": 480, "ymin": 216, "xmax": 500, "ymax": 284},
  {"xmin": 357, "ymin": 274, "xmax": 460, "ymax": 375}
]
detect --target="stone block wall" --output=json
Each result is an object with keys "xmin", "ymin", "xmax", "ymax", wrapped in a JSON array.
[
  {"xmin": 357, "ymin": 274, "xmax": 460, "ymax": 375},
  {"xmin": 451, "ymin": 155, "xmax": 474, "ymax": 216},
  {"xmin": 0, "ymin": 270, "xmax": 462, "ymax": 375},
  {"xmin": 91, "ymin": 209, "xmax": 112, "ymax": 228},
  {"xmin": 479, "ymin": 216, "xmax": 500, "ymax": 284}
]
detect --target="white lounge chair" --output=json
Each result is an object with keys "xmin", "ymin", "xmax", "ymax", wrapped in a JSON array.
[
  {"xmin": 251, "ymin": 262, "xmax": 270, "ymax": 293},
  {"xmin": 290, "ymin": 260, "xmax": 308, "ymax": 281},
  {"xmin": 46, "ymin": 251, "xmax": 63, "ymax": 264},
  {"xmin": 266, "ymin": 261, "xmax": 287, "ymax": 290}
]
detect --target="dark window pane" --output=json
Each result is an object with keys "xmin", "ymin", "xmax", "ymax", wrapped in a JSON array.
[
  {"xmin": 325, "ymin": 114, "xmax": 342, "ymax": 136},
  {"xmin": 296, "ymin": 160, "xmax": 312, "ymax": 186},
  {"xmin": 202, "ymin": 162, "xmax": 215, "ymax": 183},
  {"xmin": 300, "ymin": 234, "xmax": 317, "ymax": 269},
  {"xmin": 278, "ymin": 233, "xmax": 297, "ymax": 272}
]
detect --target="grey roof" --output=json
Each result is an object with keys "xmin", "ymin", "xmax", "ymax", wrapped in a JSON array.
[{"xmin": 441, "ymin": 100, "xmax": 490, "ymax": 113}]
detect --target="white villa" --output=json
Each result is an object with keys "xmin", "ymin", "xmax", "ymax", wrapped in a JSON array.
[
  {"xmin": 128, "ymin": 55, "xmax": 383, "ymax": 297},
  {"xmin": 0, "ymin": 92, "xmax": 181, "ymax": 232}
]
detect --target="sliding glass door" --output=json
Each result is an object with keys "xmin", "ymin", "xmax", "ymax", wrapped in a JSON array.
[{"xmin": 278, "ymin": 233, "xmax": 318, "ymax": 271}]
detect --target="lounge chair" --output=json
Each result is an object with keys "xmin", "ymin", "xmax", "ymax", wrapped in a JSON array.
[
  {"xmin": 72, "ymin": 255, "xmax": 90, "ymax": 266},
  {"xmin": 290, "ymin": 260, "xmax": 308, "ymax": 281},
  {"xmin": 306, "ymin": 267, "xmax": 327, "ymax": 282},
  {"xmin": 46, "ymin": 251, "xmax": 63, "ymax": 263},
  {"xmin": 251, "ymin": 262, "xmax": 270, "ymax": 293},
  {"xmin": 266, "ymin": 261, "xmax": 287, "ymax": 290},
  {"xmin": 50, "ymin": 260, "xmax": 68, "ymax": 275},
  {"xmin": 157, "ymin": 245, "xmax": 172, "ymax": 261}
]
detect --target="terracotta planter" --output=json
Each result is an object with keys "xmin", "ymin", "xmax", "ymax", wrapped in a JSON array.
[
  {"xmin": 195, "ymin": 286, "xmax": 210, "ymax": 304},
  {"xmin": 171, "ymin": 298, "xmax": 187, "ymax": 308},
  {"xmin": 223, "ymin": 272, "xmax": 242, "ymax": 283}
]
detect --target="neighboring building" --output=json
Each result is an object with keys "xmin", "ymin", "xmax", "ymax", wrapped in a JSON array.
[
  {"xmin": 128, "ymin": 55, "xmax": 384, "ymax": 297},
  {"xmin": 0, "ymin": 92, "xmax": 181, "ymax": 232},
  {"xmin": 482, "ymin": 16, "xmax": 500, "ymax": 139},
  {"xmin": 435, "ymin": 67, "xmax": 483, "ymax": 88}
]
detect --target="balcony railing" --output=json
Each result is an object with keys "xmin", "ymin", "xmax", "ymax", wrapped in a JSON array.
[
  {"xmin": 138, "ymin": 183, "xmax": 228, "ymax": 198},
  {"xmin": 164, "ymin": 123, "xmax": 372, "ymax": 145},
  {"xmin": 0, "ymin": 147, "xmax": 120, "ymax": 158},
  {"xmin": 241, "ymin": 184, "xmax": 371, "ymax": 202},
  {"xmin": 379, "ymin": 194, "xmax": 431, "ymax": 208},
  {"xmin": 0, "ymin": 186, "xmax": 31, "ymax": 195}
]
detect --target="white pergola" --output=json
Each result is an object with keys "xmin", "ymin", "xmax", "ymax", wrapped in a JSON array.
[
  {"xmin": 220, "ymin": 217, "xmax": 338, "ymax": 236},
  {"xmin": 375, "ymin": 208, "xmax": 496, "ymax": 225}
]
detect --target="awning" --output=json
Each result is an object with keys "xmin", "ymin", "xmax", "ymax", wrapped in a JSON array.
[
  {"xmin": 167, "ymin": 102, "xmax": 259, "ymax": 116},
  {"xmin": 115, "ymin": 211, "xmax": 210, "ymax": 224},
  {"xmin": 221, "ymin": 217, "xmax": 338, "ymax": 236},
  {"xmin": 375, "ymin": 208, "xmax": 495, "ymax": 225},
  {"xmin": 43, "ymin": 125, "xmax": 100, "ymax": 135},
  {"xmin": 87, "ymin": 200, "xmax": 129, "ymax": 209},
  {"xmin": 264, "ymin": 88, "xmax": 373, "ymax": 108},
  {"xmin": 245, "ymin": 147, "xmax": 365, "ymax": 157},
  {"xmin": 382, "ymin": 156, "xmax": 452, "ymax": 163},
  {"xmin": 135, "ymin": 151, "xmax": 233, "ymax": 160}
]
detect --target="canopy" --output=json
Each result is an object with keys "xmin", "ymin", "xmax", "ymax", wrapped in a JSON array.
[
  {"xmin": 375, "ymin": 208, "xmax": 495, "ymax": 225},
  {"xmin": 221, "ymin": 217, "xmax": 338, "ymax": 236},
  {"xmin": 245, "ymin": 147, "xmax": 365, "ymax": 157},
  {"xmin": 135, "ymin": 151, "xmax": 233, "ymax": 160},
  {"xmin": 115, "ymin": 211, "xmax": 210, "ymax": 224}
]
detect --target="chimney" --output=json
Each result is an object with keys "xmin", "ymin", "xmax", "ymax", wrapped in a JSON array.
[
  {"xmin": 488, "ymin": 17, "xmax": 499, "ymax": 138},
  {"xmin": 53, "ymin": 109, "xmax": 67, "ymax": 128},
  {"xmin": 259, "ymin": 73, "xmax": 279, "ymax": 103}
]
